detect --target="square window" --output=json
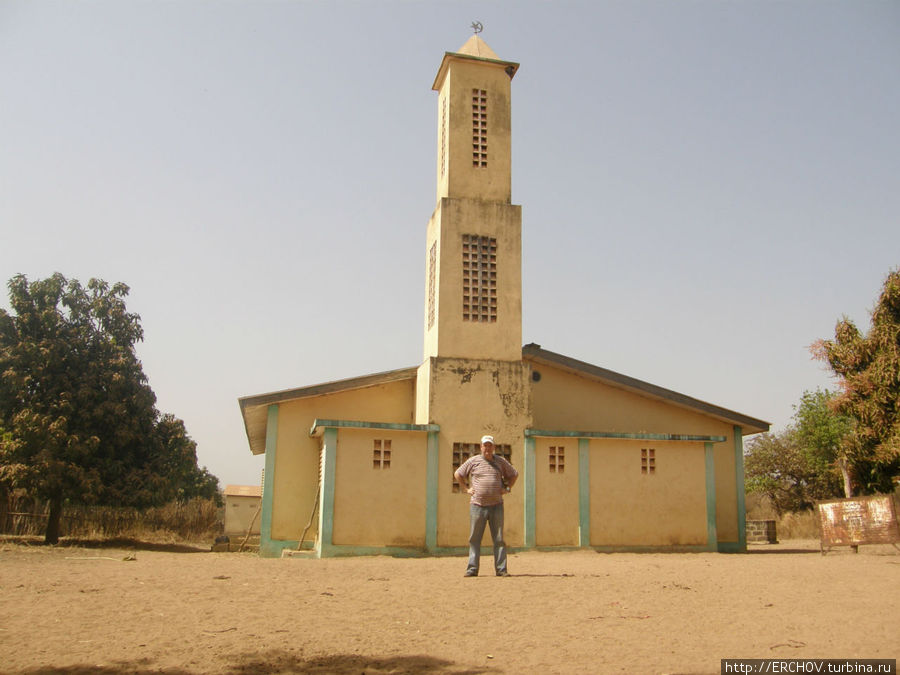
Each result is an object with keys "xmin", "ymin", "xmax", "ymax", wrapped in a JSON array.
[
  {"xmin": 549, "ymin": 446, "xmax": 565, "ymax": 473},
  {"xmin": 641, "ymin": 448, "xmax": 656, "ymax": 475},
  {"xmin": 374, "ymin": 439, "xmax": 392, "ymax": 469}
]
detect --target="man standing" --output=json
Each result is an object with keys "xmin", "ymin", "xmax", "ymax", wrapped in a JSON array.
[{"xmin": 454, "ymin": 435, "xmax": 519, "ymax": 577}]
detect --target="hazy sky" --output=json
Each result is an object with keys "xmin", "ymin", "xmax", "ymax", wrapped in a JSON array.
[{"xmin": 2, "ymin": 1, "xmax": 898, "ymax": 488}]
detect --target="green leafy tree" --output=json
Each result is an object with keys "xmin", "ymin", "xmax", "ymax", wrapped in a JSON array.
[
  {"xmin": 745, "ymin": 388, "xmax": 849, "ymax": 513},
  {"xmin": 156, "ymin": 414, "xmax": 221, "ymax": 505},
  {"xmin": 792, "ymin": 388, "xmax": 851, "ymax": 496},
  {"xmin": 0, "ymin": 273, "xmax": 219, "ymax": 542},
  {"xmin": 812, "ymin": 269, "xmax": 900, "ymax": 495}
]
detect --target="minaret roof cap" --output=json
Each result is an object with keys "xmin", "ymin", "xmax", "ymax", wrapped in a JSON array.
[{"xmin": 432, "ymin": 35, "xmax": 519, "ymax": 91}]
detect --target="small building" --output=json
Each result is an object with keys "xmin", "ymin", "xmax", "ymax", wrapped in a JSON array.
[
  {"xmin": 223, "ymin": 485, "xmax": 262, "ymax": 537},
  {"xmin": 239, "ymin": 34, "xmax": 769, "ymax": 558}
]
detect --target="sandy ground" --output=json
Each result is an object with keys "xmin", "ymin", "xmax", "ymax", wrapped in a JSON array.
[{"xmin": 0, "ymin": 539, "xmax": 897, "ymax": 675}]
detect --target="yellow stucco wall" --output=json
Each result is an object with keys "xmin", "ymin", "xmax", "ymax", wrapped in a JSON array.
[
  {"xmin": 529, "ymin": 361, "xmax": 740, "ymax": 543},
  {"xmin": 437, "ymin": 434, "xmax": 525, "ymax": 549},
  {"xmin": 435, "ymin": 60, "xmax": 513, "ymax": 204},
  {"xmin": 590, "ymin": 440, "xmax": 707, "ymax": 546},
  {"xmin": 332, "ymin": 429, "xmax": 427, "ymax": 547},
  {"xmin": 419, "ymin": 356, "xmax": 531, "ymax": 547},
  {"xmin": 270, "ymin": 378, "xmax": 416, "ymax": 541},
  {"xmin": 423, "ymin": 197, "xmax": 523, "ymax": 362},
  {"xmin": 534, "ymin": 438, "xmax": 580, "ymax": 546}
]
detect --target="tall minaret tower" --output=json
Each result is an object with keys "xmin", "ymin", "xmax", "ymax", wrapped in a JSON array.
[
  {"xmin": 416, "ymin": 33, "xmax": 531, "ymax": 545},
  {"xmin": 423, "ymin": 33, "xmax": 522, "ymax": 363}
]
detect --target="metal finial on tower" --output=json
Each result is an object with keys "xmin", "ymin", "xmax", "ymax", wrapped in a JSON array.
[{"xmin": 471, "ymin": 21, "xmax": 483, "ymax": 35}]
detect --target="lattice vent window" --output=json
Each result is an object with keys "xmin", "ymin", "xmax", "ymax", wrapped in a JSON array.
[
  {"xmin": 452, "ymin": 441, "xmax": 512, "ymax": 492},
  {"xmin": 440, "ymin": 96, "xmax": 448, "ymax": 178},
  {"xmin": 549, "ymin": 446, "xmax": 565, "ymax": 473},
  {"xmin": 495, "ymin": 444, "xmax": 512, "ymax": 463},
  {"xmin": 471, "ymin": 89, "xmax": 487, "ymax": 167},
  {"xmin": 427, "ymin": 242, "xmax": 437, "ymax": 329},
  {"xmin": 462, "ymin": 234, "xmax": 497, "ymax": 322},
  {"xmin": 373, "ymin": 439, "xmax": 391, "ymax": 469},
  {"xmin": 641, "ymin": 448, "xmax": 656, "ymax": 475}
]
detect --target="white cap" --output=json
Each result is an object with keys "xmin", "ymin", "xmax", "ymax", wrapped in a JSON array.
[{"xmin": 480, "ymin": 435, "xmax": 494, "ymax": 445}]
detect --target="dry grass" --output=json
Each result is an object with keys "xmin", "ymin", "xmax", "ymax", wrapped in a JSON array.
[
  {"xmin": 1, "ymin": 494, "xmax": 222, "ymax": 544},
  {"xmin": 745, "ymin": 492, "xmax": 821, "ymax": 540}
]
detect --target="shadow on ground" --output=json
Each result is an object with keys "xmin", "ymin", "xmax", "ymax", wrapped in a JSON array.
[
  {"xmin": 14, "ymin": 652, "xmax": 493, "ymax": 674},
  {"xmin": 0, "ymin": 535, "xmax": 208, "ymax": 553}
]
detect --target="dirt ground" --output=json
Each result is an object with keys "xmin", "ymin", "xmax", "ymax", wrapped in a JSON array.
[{"xmin": 0, "ymin": 539, "xmax": 897, "ymax": 675}]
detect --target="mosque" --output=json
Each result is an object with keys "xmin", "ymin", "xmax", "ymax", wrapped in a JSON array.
[{"xmin": 238, "ymin": 33, "xmax": 769, "ymax": 558}]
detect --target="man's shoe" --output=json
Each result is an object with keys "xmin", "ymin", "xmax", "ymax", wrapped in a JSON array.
[
  {"xmin": 464, "ymin": 571, "xmax": 478, "ymax": 577},
  {"xmin": 496, "ymin": 570, "xmax": 509, "ymax": 577}
]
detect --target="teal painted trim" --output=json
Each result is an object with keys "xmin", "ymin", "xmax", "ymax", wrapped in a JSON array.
[
  {"xmin": 310, "ymin": 418, "xmax": 439, "ymax": 436},
  {"xmin": 590, "ymin": 545, "xmax": 711, "ymax": 554},
  {"xmin": 263, "ymin": 539, "xmax": 301, "ymax": 557},
  {"xmin": 524, "ymin": 436, "xmax": 536, "ymax": 548},
  {"xmin": 317, "ymin": 545, "xmax": 491, "ymax": 559},
  {"xmin": 317, "ymin": 427, "xmax": 338, "ymax": 558},
  {"xmin": 258, "ymin": 405, "xmax": 279, "ymax": 558},
  {"xmin": 425, "ymin": 431, "xmax": 439, "ymax": 552},
  {"xmin": 705, "ymin": 442, "xmax": 718, "ymax": 552},
  {"xmin": 578, "ymin": 438, "xmax": 590, "ymax": 547},
  {"xmin": 525, "ymin": 429, "xmax": 726, "ymax": 443},
  {"xmin": 320, "ymin": 544, "xmax": 429, "ymax": 558},
  {"xmin": 315, "ymin": 542, "xmax": 720, "ymax": 558},
  {"xmin": 717, "ymin": 541, "xmax": 743, "ymax": 553},
  {"xmin": 734, "ymin": 425, "xmax": 746, "ymax": 552}
]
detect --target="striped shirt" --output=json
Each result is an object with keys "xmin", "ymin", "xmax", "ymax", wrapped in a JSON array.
[{"xmin": 456, "ymin": 454, "xmax": 518, "ymax": 506}]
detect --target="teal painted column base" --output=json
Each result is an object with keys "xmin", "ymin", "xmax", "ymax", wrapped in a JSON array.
[
  {"xmin": 258, "ymin": 405, "xmax": 280, "ymax": 558},
  {"xmin": 734, "ymin": 425, "xmax": 747, "ymax": 552},
  {"xmin": 259, "ymin": 539, "xmax": 302, "ymax": 558},
  {"xmin": 578, "ymin": 438, "xmax": 590, "ymax": 547},
  {"xmin": 716, "ymin": 541, "xmax": 745, "ymax": 553}
]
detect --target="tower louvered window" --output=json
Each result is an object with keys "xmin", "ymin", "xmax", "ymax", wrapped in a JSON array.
[
  {"xmin": 427, "ymin": 242, "xmax": 437, "ymax": 329},
  {"xmin": 440, "ymin": 96, "xmax": 448, "ymax": 177},
  {"xmin": 472, "ymin": 89, "xmax": 487, "ymax": 167},
  {"xmin": 462, "ymin": 234, "xmax": 497, "ymax": 322}
]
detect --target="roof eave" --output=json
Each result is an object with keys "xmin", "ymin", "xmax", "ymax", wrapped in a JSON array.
[
  {"xmin": 522, "ymin": 344, "xmax": 770, "ymax": 435},
  {"xmin": 432, "ymin": 51, "xmax": 520, "ymax": 91},
  {"xmin": 238, "ymin": 366, "xmax": 419, "ymax": 455}
]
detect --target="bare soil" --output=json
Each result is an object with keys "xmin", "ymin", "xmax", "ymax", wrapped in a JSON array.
[{"xmin": 1, "ymin": 539, "xmax": 897, "ymax": 674}]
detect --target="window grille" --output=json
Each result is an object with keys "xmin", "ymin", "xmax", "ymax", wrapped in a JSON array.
[
  {"xmin": 373, "ymin": 439, "xmax": 392, "ymax": 469},
  {"xmin": 461, "ymin": 234, "xmax": 497, "ymax": 322},
  {"xmin": 471, "ymin": 89, "xmax": 487, "ymax": 167},
  {"xmin": 549, "ymin": 446, "xmax": 565, "ymax": 473},
  {"xmin": 641, "ymin": 448, "xmax": 656, "ymax": 475}
]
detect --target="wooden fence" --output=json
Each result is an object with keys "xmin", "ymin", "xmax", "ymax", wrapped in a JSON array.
[{"xmin": 0, "ymin": 492, "xmax": 222, "ymax": 541}]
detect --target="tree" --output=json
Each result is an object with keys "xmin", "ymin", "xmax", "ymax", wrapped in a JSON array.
[
  {"xmin": 744, "ymin": 388, "xmax": 849, "ymax": 513},
  {"xmin": 155, "ymin": 414, "xmax": 221, "ymax": 505},
  {"xmin": 0, "ymin": 273, "xmax": 219, "ymax": 542},
  {"xmin": 792, "ymin": 388, "xmax": 852, "ymax": 496},
  {"xmin": 812, "ymin": 269, "xmax": 900, "ymax": 495}
]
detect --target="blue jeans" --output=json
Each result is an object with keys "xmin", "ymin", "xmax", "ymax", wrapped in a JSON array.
[{"xmin": 467, "ymin": 502, "xmax": 507, "ymax": 575}]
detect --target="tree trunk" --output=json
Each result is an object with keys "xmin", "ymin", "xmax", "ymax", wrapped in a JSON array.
[
  {"xmin": 835, "ymin": 458, "xmax": 859, "ymax": 553},
  {"xmin": 0, "ymin": 485, "xmax": 8, "ymax": 534},
  {"xmin": 837, "ymin": 458, "xmax": 854, "ymax": 498},
  {"xmin": 44, "ymin": 496, "xmax": 63, "ymax": 545}
]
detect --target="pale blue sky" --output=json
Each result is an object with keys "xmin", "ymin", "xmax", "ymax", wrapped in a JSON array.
[{"xmin": 2, "ymin": 1, "xmax": 898, "ymax": 487}]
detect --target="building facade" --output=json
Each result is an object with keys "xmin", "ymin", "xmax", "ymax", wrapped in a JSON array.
[{"xmin": 239, "ymin": 35, "xmax": 769, "ymax": 558}]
